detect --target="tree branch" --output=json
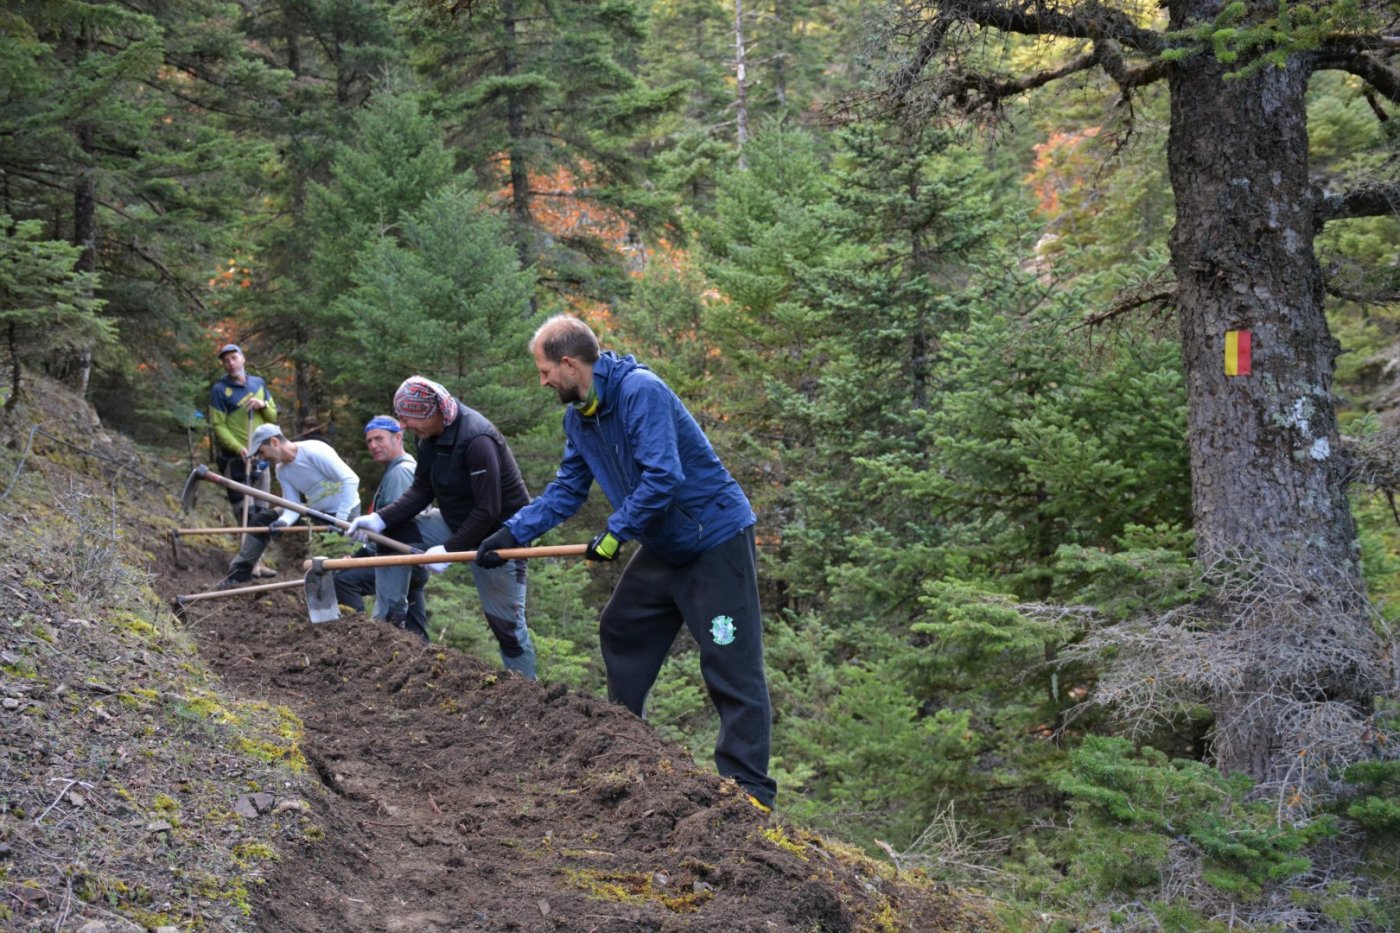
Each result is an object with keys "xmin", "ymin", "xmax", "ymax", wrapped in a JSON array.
[
  {"xmin": 1075, "ymin": 283, "xmax": 1177, "ymax": 330},
  {"xmin": 950, "ymin": 0, "xmax": 1166, "ymax": 54},
  {"xmin": 946, "ymin": 52, "xmax": 1101, "ymax": 113},
  {"xmin": 1317, "ymin": 182, "xmax": 1400, "ymax": 223},
  {"xmin": 1313, "ymin": 49, "xmax": 1400, "ymax": 102}
]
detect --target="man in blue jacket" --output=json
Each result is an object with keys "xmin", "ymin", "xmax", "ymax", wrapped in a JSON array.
[{"xmin": 476, "ymin": 314, "xmax": 776, "ymax": 812}]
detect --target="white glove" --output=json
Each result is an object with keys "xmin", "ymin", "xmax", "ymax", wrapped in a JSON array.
[
  {"xmin": 345, "ymin": 512, "xmax": 386, "ymax": 542},
  {"xmin": 424, "ymin": 545, "xmax": 451, "ymax": 574}
]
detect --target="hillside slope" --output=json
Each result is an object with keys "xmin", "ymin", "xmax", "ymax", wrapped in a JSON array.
[{"xmin": 1, "ymin": 378, "xmax": 1000, "ymax": 932}]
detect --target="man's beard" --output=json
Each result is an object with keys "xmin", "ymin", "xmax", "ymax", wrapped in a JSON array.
[{"xmin": 555, "ymin": 384, "xmax": 582, "ymax": 405}]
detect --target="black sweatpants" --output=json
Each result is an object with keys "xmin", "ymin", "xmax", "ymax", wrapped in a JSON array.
[{"xmin": 599, "ymin": 525, "xmax": 776, "ymax": 808}]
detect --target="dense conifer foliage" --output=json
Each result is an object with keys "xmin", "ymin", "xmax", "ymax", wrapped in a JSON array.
[{"xmin": 3, "ymin": 1, "xmax": 1398, "ymax": 927}]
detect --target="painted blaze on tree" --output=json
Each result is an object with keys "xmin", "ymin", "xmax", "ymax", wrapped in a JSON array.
[{"xmin": 875, "ymin": 0, "xmax": 1398, "ymax": 788}]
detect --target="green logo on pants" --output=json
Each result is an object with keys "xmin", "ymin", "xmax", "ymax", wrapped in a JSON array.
[{"xmin": 710, "ymin": 615, "xmax": 736, "ymax": 645}]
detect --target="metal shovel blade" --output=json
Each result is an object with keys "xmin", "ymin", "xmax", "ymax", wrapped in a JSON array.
[{"xmin": 304, "ymin": 566, "xmax": 341, "ymax": 624}]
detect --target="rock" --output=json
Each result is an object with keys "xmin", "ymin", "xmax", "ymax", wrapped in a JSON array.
[
  {"xmin": 250, "ymin": 792, "xmax": 275, "ymax": 813},
  {"xmin": 272, "ymin": 797, "xmax": 311, "ymax": 814},
  {"xmin": 233, "ymin": 795, "xmax": 259, "ymax": 818}
]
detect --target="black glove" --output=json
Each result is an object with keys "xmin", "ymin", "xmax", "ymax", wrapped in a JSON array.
[
  {"xmin": 475, "ymin": 527, "xmax": 519, "ymax": 569},
  {"xmin": 266, "ymin": 519, "xmax": 289, "ymax": 537},
  {"xmin": 585, "ymin": 530, "xmax": 621, "ymax": 562}
]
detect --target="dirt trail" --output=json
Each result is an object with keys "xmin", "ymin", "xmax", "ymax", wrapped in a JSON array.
[{"xmin": 154, "ymin": 536, "xmax": 995, "ymax": 933}]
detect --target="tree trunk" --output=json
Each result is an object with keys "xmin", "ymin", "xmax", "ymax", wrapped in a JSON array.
[
  {"xmin": 72, "ymin": 23, "xmax": 98, "ymax": 400},
  {"xmin": 500, "ymin": 2, "xmax": 533, "ymax": 253},
  {"xmin": 1167, "ymin": 0, "xmax": 1382, "ymax": 784},
  {"xmin": 734, "ymin": 0, "xmax": 750, "ymax": 169}
]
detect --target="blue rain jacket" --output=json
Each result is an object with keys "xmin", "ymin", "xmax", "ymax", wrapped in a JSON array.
[{"xmin": 507, "ymin": 352, "xmax": 755, "ymax": 566}]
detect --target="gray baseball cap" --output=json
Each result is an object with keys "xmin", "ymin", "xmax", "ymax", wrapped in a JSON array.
[{"xmin": 248, "ymin": 422, "xmax": 284, "ymax": 453}]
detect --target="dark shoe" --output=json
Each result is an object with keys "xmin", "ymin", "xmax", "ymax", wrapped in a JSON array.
[{"xmin": 213, "ymin": 574, "xmax": 253, "ymax": 591}]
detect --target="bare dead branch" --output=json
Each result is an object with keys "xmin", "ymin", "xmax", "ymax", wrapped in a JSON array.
[
  {"xmin": 950, "ymin": 0, "xmax": 1166, "ymax": 54},
  {"xmin": 1313, "ymin": 49, "xmax": 1400, "ymax": 102},
  {"xmin": 1076, "ymin": 283, "xmax": 1176, "ymax": 329},
  {"xmin": 1317, "ymin": 182, "xmax": 1400, "ymax": 223}
]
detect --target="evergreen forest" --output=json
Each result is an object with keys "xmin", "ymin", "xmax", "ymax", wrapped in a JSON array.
[{"xmin": 4, "ymin": 0, "xmax": 1400, "ymax": 928}]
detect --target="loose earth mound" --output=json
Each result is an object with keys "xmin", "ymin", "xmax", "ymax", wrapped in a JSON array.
[{"xmin": 161, "ymin": 539, "xmax": 994, "ymax": 932}]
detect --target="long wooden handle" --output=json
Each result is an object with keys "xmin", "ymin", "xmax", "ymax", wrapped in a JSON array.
[
  {"xmin": 196, "ymin": 464, "xmax": 413, "ymax": 555},
  {"xmin": 176, "ymin": 578, "xmax": 305, "ymax": 602},
  {"xmin": 175, "ymin": 526, "xmax": 334, "ymax": 536},
  {"xmin": 304, "ymin": 544, "xmax": 588, "ymax": 571}
]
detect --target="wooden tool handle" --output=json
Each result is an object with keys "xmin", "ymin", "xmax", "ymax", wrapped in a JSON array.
[
  {"xmin": 304, "ymin": 544, "xmax": 588, "ymax": 571},
  {"xmin": 175, "ymin": 526, "xmax": 334, "ymax": 536},
  {"xmin": 175, "ymin": 578, "xmax": 304, "ymax": 602}
]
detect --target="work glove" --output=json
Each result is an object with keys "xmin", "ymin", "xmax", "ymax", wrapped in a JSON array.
[
  {"xmin": 474, "ymin": 527, "xmax": 519, "ymax": 569},
  {"xmin": 585, "ymin": 530, "xmax": 622, "ymax": 562},
  {"xmin": 267, "ymin": 519, "xmax": 289, "ymax": 537},
  {"xmin": 423, "ymin": 545, "xmax": 451, "ymax": 574},
  {"xmin": 345, "ymin": 512, "xmax": 386, "ymax": 542}
]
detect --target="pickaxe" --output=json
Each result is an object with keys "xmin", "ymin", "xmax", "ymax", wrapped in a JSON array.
[
  {"xmin": 301, "ymin": 545, "xmax": 588, "ymax": 624},
  {"xmin": 179, "ymin": 464, "xmax": 413, "ymax": 555}
]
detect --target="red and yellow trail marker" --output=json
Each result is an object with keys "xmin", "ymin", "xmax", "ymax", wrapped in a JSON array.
[{"xmin": 1225, "ymin": 330, "xmax": 1252, "ymax": 376}]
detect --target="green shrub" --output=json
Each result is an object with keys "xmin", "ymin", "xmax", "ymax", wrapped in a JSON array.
[{"xmin": 1055, "ymin": 736, "xmax": 1335, "ymax": 900}]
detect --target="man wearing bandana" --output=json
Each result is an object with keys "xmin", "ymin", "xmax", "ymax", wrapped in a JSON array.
[
  {"xmin": 345, "ymin": 377, "xmax": 538, "ymax": 679},
  {"xmin": 474, "ymin": 314, "xmax": 776, "ymax": 814}
]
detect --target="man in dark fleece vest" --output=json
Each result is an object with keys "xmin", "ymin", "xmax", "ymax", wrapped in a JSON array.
[
  {"xmin": 475, "ymin": 315, "xmax": 776, "ymax": 812},
  {"xmin": 346, "ymin": 377, "xmax": 538, "ymax": 679}
]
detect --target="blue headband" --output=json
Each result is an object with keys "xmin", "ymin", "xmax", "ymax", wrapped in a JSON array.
[{"xmin": 364, "ymin": 415, "xmax": 402, "ymax": 434}]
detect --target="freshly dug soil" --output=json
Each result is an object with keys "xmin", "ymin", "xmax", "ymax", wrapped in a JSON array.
[{"xmin": 158, "ymin": 542, "xmax": 997, "ymax": 932}]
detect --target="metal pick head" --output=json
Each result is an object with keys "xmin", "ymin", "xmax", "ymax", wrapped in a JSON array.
[{"xmin": 179, "ymin": 464, "xmax": 208, "ymax": 514}]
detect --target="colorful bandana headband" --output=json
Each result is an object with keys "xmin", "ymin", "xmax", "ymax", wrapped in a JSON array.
[
  {"xmin": 364, "ymin": 415, "xmax": 402, "ymax": 435},
  {"xmin": 392, "ymin": 376, "xmax": 459, "ymax": 423}
]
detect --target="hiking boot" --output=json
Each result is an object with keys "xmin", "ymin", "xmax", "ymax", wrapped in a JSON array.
[
  {"xmin": 213, "ymin": 574, "xmax": 254, "ymax": 591},
  {"xmin": 252, "ymin": 562, "xmax": 277, "ymax": 579},
  {"xmin": 745, "ymin": 794, "xmax": 773, "ymax": 816}
]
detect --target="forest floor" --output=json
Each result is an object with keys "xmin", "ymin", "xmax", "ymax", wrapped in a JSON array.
[{"xmin": 0, "ymin": 378, "xmax": 1002, "ymax": 933}]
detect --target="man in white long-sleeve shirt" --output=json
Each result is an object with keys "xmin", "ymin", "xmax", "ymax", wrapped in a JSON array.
[{"xmin": 214, "ymin": 423, "xmax": 360, "ymax": 590}]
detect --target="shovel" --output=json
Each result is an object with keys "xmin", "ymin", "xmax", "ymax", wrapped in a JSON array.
[
  {"xmin": 302, "ymin": 544, "xmax": 588, "ymax": 624},
  {"xmin": 171, "ymin": 578, "xmax": 305, "ymax": 618},
  {"xmin": 180, "ymin": 464, "xmax": 414, "ymax": 555}
]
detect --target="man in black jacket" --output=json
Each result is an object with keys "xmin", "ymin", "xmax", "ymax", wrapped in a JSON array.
[{"xmin": 346, "ymin": 376, "xmax": 538, "ymax": 679}]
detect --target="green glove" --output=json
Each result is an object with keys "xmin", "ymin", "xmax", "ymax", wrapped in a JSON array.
[{"xmin": 585, "ymin": 530, "xmax": 621, "ymax": 562}]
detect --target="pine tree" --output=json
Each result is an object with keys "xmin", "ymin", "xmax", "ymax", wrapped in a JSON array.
[
  {"xmin": 0, "ymin": 216, "xmax": 111, "ymax": 409},
  {"xmin": 0, "ymin": 0, "xmax": 284, "ymax": 422},
  {"xmin": 405, "ymin": 0, "xmax": 681, "ymax": 301},
  {"xmin": 329, "ymin": 184, "xmax": 542, "ymax": 432}
]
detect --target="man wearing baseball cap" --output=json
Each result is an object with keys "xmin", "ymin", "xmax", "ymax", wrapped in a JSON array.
[
  {"xmin": 214, "ymin": 422, "xmax": 361, "ymax": 590},
  {"xmin": 208, "ymin": 343, "xmax": 277, "ymax": 529},
  {"xmin": 345, "ymin": 377, "xmax": 538, "ymax": 677},
  {"xmin": 332, "ymin": 415, "xmax": 448, "ymax": 640}
]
